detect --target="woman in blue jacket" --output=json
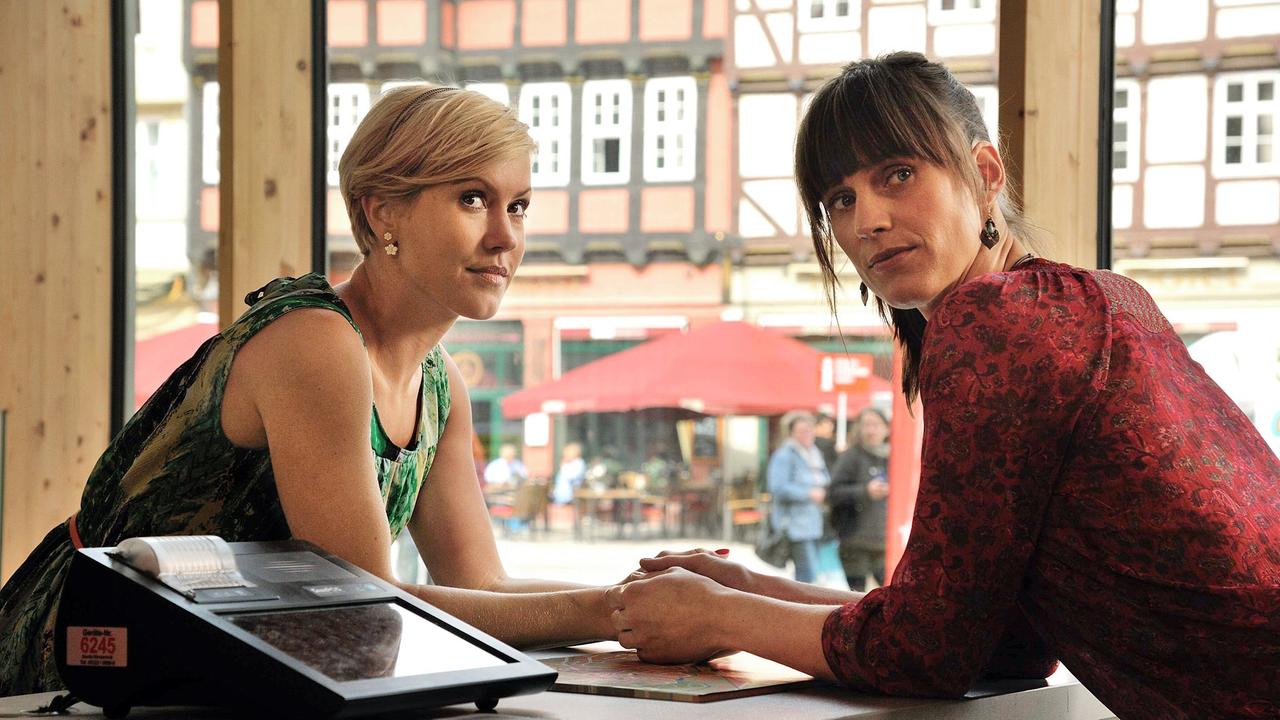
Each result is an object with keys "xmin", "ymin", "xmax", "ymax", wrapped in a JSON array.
[{"xmin": 766, "ymin": 411, "xmax": 830, "ymax": 582}]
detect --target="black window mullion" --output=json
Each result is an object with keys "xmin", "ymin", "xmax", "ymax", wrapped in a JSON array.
[
  {"xmin": 1097, "ymin": 0, "xmax": 1116, "ymax": 270},
  {"xmin": 110, "ymin": 0, "xmax": 137, "ymax": 435},
  {"xmin": 311, "ymin": 0, "xmax": 329, "ymax": 274}
]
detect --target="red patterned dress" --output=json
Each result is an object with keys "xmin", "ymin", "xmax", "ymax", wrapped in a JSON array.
[{"xmin": 821, "ymin": 260, "xmax": 1280, "ymax": 720}]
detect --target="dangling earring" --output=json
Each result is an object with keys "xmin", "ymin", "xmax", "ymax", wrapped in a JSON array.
[
  {"xmin": 980, "ymin": 215, "xmax": 999, "ymax": 249},
  {"xmin": 382, "ymin": 231, "xmax": 399, "ymax": 256},
  {"xmin": 859, "ymin": 282, "xmax": 870, "ymax": 306}
]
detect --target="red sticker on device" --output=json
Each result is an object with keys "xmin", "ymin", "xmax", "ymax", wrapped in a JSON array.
[{"xmin": 67, "ymin": 627, "xmax": 128, "ymax": 667}]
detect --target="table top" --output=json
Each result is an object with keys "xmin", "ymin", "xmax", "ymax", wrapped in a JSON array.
[{"xmin": 0, "ymin": 664, "xmax": 1114, "ymax": 720}]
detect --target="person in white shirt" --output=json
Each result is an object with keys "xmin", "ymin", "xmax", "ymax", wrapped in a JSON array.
[
  {"xmin": 551, "ymin": 442, "xmax": 586, "ymax": 505},
  {"xmin": 484, "ymin": 443, "xmax": 527, "ymax": 489}
]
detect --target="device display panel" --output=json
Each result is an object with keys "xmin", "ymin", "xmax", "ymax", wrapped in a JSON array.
[{"xmin": 228, "ymin": 602, "xmax": 509, "ymax": 682}]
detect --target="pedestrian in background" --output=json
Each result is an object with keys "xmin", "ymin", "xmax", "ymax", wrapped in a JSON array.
[
  {"xmin": 766, "ymin": 411, "xmax": 830, "ymax": 583},
  {"xmin": 813, "ymin": 413, "xmax": 839, "ymax": 472},
  {"xmin": 551, "ymin": 442, "xmax": 586, "ymax": 505},
  {"xmin": 484, "ymin": 443, "xmax": 528, "ymax": 490},
  {"xmin": 828, "ymin": 407, "xmax": 891, "ymax": 591}
]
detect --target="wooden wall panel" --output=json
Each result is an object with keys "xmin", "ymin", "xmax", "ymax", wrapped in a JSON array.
[
  {"xmin": 218, "ymin": 0, "xmax": 314, "ymax": 326},
  {"xmin": 999, "ymin": 0, "xmax": 1102, "ymax": 269},
  {"xmin": 0, "ymin": 0, "xmax": 113, "ymax": 580}
]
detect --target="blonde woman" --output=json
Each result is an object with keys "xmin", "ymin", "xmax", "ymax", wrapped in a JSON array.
[{"xmin": 0, "ymin": 86, "xmax": 614, "ymax": 695}]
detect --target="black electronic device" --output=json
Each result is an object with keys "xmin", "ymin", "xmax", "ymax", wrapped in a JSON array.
[{"xmin": 55, "ymin": 537, "xmax": 556, "ymax": 718}]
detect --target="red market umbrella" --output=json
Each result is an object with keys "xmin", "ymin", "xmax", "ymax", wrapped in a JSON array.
[
  {"xmin": 133, "ymin": 322, "xmax": 219, "ymax": 409},
  {"xmin": 501, "ymin": 321, "xmax": 891, "ymax": 419}
]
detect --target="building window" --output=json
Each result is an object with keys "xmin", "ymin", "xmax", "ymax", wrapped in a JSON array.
[
  {"xmin": 136, "ymin": 118, "xmax": 187, "ymax": 221},
  {"xmin": 644, "ymin": 77, "xmax": 698, "ymax": 183},
  {"xmin": 1214, "ymin": 71, "xmax": 1279, "ymax": 178},
  {"xmin": 798, "ymin": 0, "xmax": 861, "ymax": 32},
  {"xmin": 1113, "ymin": 79, "xmax": 1141, "ymax": 182},
  {"xmin": 466, "ymin": 82, "xmax": 511, "ymax": 107},
  {"xmin": 927, "ymin": 0, "xmax": 995, "ymax": 24},
  {"xmin": 967, "ymin": 84, "xmax": 998, "ymax": 144},
  {"xmin": 581, "ymin": 80, "xmax": 632, "ymax": 185},
  {"xmin": 201, "ymin": 81, "xmax": 219, "ymax": 185},
  {"xmin": 519, "ymin": 82, "xmax": 572, "ymax": 187},
  {"xmin": 327, "ymin": 83, "xmax": 371, "ymax": 186}
]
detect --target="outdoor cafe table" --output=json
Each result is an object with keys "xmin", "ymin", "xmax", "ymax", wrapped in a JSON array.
[
  {"xmin": 0, "ymin": 655, "xmax": 1114, "ymax": 720},
  {"xmin": 572, "ymin": 488, "xmax": 669, "ymax": 540}
]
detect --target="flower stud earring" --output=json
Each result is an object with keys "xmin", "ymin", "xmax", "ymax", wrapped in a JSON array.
[{"xmin": 383, "ymin": 231, "xmax": 398, "ymax": 256}]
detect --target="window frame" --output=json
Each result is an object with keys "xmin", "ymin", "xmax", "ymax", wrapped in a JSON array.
[
  {"xmin": 643, "ymin": 77, "xmax": 698, "ymax": 183},
  {"xmin": 580, "ymin": 79, "xmax": 633, "ymax": 186},
  {"xmin": 1212, "ymin": 70, "xmax": 1279, "ymax": 179},
  {"xmin": 327, "ymin": 82, "xmax": 372, "ymax": 187},
  {"xmin": 1112, "ymin": 78, "xmax": 1141, "ymax": 183},
  {"xmin": 797, "ymin": 0, "xmax": 861, "ymax": 32},
  {"xmin": 967, "ymin": 84, "xmax": 999, "ymax": 146},
  {"xmin": 135, "ymin": 117, "xmax": 187, "ymax": 222},
  {"xmin": 927, "ymin": 0, "xmax": 996, "ymax": 25},
  {"xmin": 519, "ymin": 82, "xmax": 573, "ymax": 188},
  {"xmin": 201, "ymin": 81, "xmax": 219, "ymax": 185}
]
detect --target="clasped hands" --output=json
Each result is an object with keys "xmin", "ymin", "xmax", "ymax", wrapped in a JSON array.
[{"xmin": 605, "ymin": 548, "xmax": 756, "ymax": 664}]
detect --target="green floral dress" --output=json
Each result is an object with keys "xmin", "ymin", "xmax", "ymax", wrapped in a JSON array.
[{"xmin": 0, "ymin": 274, "xmax": 450, "ymax": 695}]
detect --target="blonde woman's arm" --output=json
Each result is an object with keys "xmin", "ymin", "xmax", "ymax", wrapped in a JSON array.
[{"xmin": 227, "ymin": 310, "xmax": 614, "ymax": 649}]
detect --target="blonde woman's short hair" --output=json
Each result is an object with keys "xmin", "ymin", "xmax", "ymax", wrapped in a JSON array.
[{"xmin": 339, "ymin": 84, "xmax": 535, "ymax": 255}]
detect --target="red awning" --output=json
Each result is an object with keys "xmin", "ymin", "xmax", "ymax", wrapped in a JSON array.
[{"xmin": 501, "ymin": 321, "xmax": 892, "ymax": 419}]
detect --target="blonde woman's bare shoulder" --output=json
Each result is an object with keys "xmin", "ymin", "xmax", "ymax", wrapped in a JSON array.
[
  {"xmin": 237, "ymin": 307, "xmax": 366, "ymax": 373},
  {"xmin": 223, "ymin": 309, "xmax": 371, "ymax": 447}
]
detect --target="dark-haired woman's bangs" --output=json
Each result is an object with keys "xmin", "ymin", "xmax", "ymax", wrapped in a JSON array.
[
  {"xmin": 862, "ymin": 84, "xmax": 955, "ymax": 170},
  {"xmin": 799, "ymin": 80, "xmax": 949, "ymax": 211}
]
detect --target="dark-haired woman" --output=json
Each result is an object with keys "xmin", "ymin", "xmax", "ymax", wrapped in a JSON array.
[{"xmin": 606, "ymin": 52, "xmax": 1280, "ymax": 720}]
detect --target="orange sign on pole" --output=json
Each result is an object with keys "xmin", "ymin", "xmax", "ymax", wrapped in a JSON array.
[
  {"xmin": 819, "ymin": 354, "xmax": 874, "ymax": 395},
  {"xmin": 820, "ymin": 354, "xmax": 874, "ymax": 452}
]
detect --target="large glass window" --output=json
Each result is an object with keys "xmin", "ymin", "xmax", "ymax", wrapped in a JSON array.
[
  {"xmin": 1112, "ymin": 14, "xmax": 1280, "ymax": 458},
  {"xmin": 305, "ymin": 0, "xmax": 1009, "ymax": 590},
  {"xmin": 118, "ymin": 0, "xmax": 1021, "ymax": 590},
  {"xmin": 132, "ymin": 0, "xmax": 218, "ymax": 412}
]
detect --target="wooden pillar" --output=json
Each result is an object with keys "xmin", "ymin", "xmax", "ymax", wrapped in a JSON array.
[
  {"xmin": 998, "ymin": 0, "xmax": 1103, "ymax": 269},
  {"xmin": 217, "ymin": 0, "xmax": 315, "ymax": 325},
  {"xmin": 0, "ymin": 0, "xmax": 114, "ymax": 579}
]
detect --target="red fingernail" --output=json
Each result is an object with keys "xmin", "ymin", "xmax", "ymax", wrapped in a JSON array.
[{"xmin": 715, "ymin": 548, "xmax": 730, "ymax": 555}]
